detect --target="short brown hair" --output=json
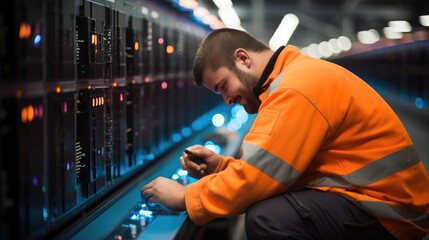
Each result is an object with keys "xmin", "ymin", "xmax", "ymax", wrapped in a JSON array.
[{"xmin": 192, "ymin": 28, "xmax": 269, "ymax": 86}]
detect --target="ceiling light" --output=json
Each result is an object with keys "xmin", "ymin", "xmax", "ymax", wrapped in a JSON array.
[
  {"xmin": 151, "ymin": 11, "xmax": 159, "ymax": 19},
  {"xmin": 307, "ymin": 43, "xmax": 322, "ymax": 59},
  {"xmin": 388, "ymin": 20, "xmax": 412, "ymax": 32},
  {"xmin": 202, "ymin": 14, "xmax": 216, "ymax": 25},
  {"xmin": 210, "ymin": 18, "xmax": 225, "ymax": 29},
  {"xmin": 318, "ymin": 41, "xmax": 333, "ymax": 58},
  {"xmin": 337, "ymin": 36, "xmax": 352, "ymax": 51},
  {"xmin": 179, "ymin": 0, "xmax": 198, "ymax": 10},
  {"xmin": 212, "ymin": 0, "xmax": 233, "ymax": 9},
  {"xmin": 328, "ymin": 38, "xmax": 341, "ymax": 54},
  {"xmin": 269, "ymin": 14, "xmax": 299, "ymax": 50},
  {"xmin": 383, "ymin": 27, "xmax": 403, "ymax": 39},
  {"xmin": 193, "ymin": 6, "xmax": 209, "ymax": 18},
  {"xmin": 357, "ymin": 29, "xmax": 380, "ymax": 44},
  {"xmin": 218, "ymin": 7, "xmax": 241, "ymax": 28},
  {"xmin": 419, "ymin": 15, "xmax": 429, "ymax": 26}
]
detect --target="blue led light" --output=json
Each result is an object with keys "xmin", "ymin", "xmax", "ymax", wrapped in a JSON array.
[
  {"xmin": 145, "ymin": 153, "xmax": 155, "ymax": 160},
  {"xmin": 177, "ymin": 169, "xmax": 188, "ymax": 176},
  {"xmin": 172, "ymin": 133, "xmax": 182, "ymax": 142},
  {"xmin": 34, "ymin": 34, "xmax": 42, "ymax": 46},
  {"xmin": 415, "ymin": 97, "xmax": 424, "ymax": 109},
  {"xmin": 231, "ymin": 105, "xmax": 244, "ymax": 116},
  {"xmin": 43, "ymin": 208, "xmax": 48, "ymax": 221},
  {"xmin": 172, "ymin": 173, "xmax": 179, "ymax": 180},
  {"xmin": 32, "ymin": 176, "xmax": 38, "ymax": 187},
  {"xmin": 191, "ymin": 120, "xmax": 204, "ymax": 130},
  {"xmin": 212, "ymin": 113, "xmax": 225, "ymax": 127},
  {"xmin": 204, "ymin": 141, "xmax": 221, "ymax": 154},
  {"xmin": 181, "ymin": 127, "xmax": 192, "ymax": 137},
  {"xmin": 227, "ymin": 118, "xmax": 242, "ymax": 131},
  {"xmin": 225, "ymin": 105, "xmax": 249, "ymax": 132},
  {"xmin": 139, "ymin": 209, "xmax": 153, "ymax": 217},
  {"xmin": 235, "ymin": 108, "xmax": 249, "ymax": 123}
]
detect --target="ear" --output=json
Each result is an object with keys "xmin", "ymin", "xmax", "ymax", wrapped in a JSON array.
[{"xmin": 233, "ymin": 48, "xmax": 251, "ymax": 69}]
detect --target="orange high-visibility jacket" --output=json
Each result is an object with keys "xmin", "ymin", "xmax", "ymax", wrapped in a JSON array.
[{"xmin": 185, "ymin": 45, "xmax": 429, "ymax": 239}]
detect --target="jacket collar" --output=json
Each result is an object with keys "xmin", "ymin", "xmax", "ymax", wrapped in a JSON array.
[{"xmin": 252, "ymin": 46, "xmax": 285, "ymax": 103}]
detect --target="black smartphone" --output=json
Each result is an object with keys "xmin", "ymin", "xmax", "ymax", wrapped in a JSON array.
[{"xmin": 184, "ymin": 149, "xmax": 204, "ymax": 164}]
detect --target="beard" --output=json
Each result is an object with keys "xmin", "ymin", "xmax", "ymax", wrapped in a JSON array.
[{"xmin": 232, "ymin": 67, "xmax": 261, "ymax": 114}]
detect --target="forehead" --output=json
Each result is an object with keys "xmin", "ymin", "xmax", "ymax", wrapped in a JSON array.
[{"xmin": 202, "ymin": 66, "xmax": 231, "ymax": 92}]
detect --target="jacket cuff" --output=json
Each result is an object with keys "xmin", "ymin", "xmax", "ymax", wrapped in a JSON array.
[
  {"xmin": 214, "ymin": 155, "xmax": 232, "ymax": 173},
  {"xmin": 185, "ymin": 181, "xmax": 210, "ymax": 225}
]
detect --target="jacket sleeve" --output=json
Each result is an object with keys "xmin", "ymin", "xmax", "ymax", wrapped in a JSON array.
[
  {"xmin": 213, "ymin": 155, "xmax": 237, "ymax": 173},
  {"xmin": 185, "ymin": 88, "xmax": 331, "ymax": 224}
]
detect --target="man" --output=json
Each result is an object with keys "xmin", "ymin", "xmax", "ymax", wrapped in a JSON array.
[{"xmin": 141, "ymin": 28, "xmax": 429, "ymax": 239}]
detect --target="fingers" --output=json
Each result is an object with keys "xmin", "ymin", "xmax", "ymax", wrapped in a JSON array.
[
  {"xmin": 140, "ymin": 177, "xmax": 160, "ymax": 200},
  {"xmin": 182, "ymin": 151, "xmax": 201, "ymax": 170},
  {"xmin": 141, "ymin": 189, "xmax": 160, "ymax": 209},
  {"xmin": 180, "ymin": 156, "xmax": 205, "ymax": 179},
  {"xmin": 179, "ymin": 155, "xmax": 187, "ymax": 169},
  {"xmin": 179, "ymin": 145, "xmax": 217, "ymax": 179},
  {"xmin": 141, "ymin": 185, "xmax": 153, "ymax": 200},
  {"xmin": 186, "ymin": 145, "xmax": 206, "ymax": 156},
  {"xmin": 180, "ymin": 155, "xmax": 198, "ymax": 174}
]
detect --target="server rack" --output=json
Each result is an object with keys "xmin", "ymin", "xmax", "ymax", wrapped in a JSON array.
[{"xmin": 0, "ymin": 0, "xmax": 221, "ymax": 239}]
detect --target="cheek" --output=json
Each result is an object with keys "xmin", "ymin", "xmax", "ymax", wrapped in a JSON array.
[{"xmin": 227, "ymin": 82, "xmax": 242, "ymax": 95}]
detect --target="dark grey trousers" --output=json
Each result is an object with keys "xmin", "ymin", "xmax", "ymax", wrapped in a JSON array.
[{"xmin": 245, "ymin": 189, "xmax": 396, "ymax": 240}]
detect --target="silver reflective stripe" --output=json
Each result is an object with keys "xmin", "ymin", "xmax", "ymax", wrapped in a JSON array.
[
  {"xmin": 313, "ymin": 146, "xmax": 420, "ymax": 187},
  {"xmin": 267, "ymin": 70, "xmax": 284, "ymax": 96},
  {"xmin": 358, "ymin": 201, "xmax": 429, "ymax": 228},
  {"xmin": 241, "ymin": 142, "xmax": 301, "ymax": 187},
  {"xmin": 310, "ymin": 146, "xmax": 428, "ymax": 228}
]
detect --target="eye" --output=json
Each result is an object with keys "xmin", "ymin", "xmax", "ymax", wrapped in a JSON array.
[{"xmin": 220, "ymin": 82, "xmax": 227, "ymax": 92}]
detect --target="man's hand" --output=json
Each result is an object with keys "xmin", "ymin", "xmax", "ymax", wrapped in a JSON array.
[
  {"xmin": 180, "ymin": 145, "xmax": 221, "ymax": 179},
  {"xmin": 141, "ymin": 177, "xmax": 186, "ymax": 212}
]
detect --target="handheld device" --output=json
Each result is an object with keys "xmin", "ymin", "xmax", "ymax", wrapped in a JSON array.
[{"xmin": 184, "ymin": 149, "xmax": 204, "ymax": 164}]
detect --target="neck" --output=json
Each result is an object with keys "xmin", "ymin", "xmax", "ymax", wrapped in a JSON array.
[
  {"xmin": 252, "ymin": 46, "xmax": 285, "ymax": 102},
  {"xmin": 250, "ymin": 50, "xmax": 276, "ymax": 79}
]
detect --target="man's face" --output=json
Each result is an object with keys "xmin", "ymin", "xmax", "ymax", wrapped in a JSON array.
[{"xmin": 202, "ymin": 66, "xmax": 260, "ymax": 114}]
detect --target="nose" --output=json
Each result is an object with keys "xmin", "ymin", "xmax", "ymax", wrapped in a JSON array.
[{"xmin": 222, "ymin": 94, "xmax": 233, "ymax": 106}]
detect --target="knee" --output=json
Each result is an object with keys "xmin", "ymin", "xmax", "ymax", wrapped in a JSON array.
[
  {"xmin": 244, "ymin": 196, "xmax": 312, "ymax": 240},
  {"xmin": 245, "ymin": 200, "xmax": 296, "ymax": 239},
  {"xmin": 245, "ymin": 202, "xmax": 267, "ymax": 239},
  {"xmin": 245, "ymin": 202, "xmax": 265, "ymax": 230}
]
